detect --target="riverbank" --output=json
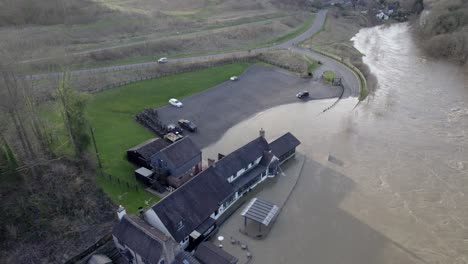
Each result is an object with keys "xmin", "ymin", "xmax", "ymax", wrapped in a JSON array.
[{"xmin": 300, "ymin": 8, "xmax": 376, "ymax": 99}]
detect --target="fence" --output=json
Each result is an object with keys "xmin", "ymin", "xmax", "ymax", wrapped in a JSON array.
[
  {"xmin": 99, "ymin": 172, "xmax": 141, "ymax": 193},
  {"xmin": 90, "ymin": 55, "xmax": 260, "ymax": 93}
]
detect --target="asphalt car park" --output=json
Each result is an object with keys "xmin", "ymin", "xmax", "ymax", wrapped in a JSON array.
[{"xmin": 156, "ymin": 65, "xmax": 342, "ymax": 148}]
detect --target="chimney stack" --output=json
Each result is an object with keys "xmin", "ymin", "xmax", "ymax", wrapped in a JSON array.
[
  {"xmin": 117, "ymin": 205, "xmax": 126, "ymax": 220},
  {"xmin": 259, "ymin": 128, "xmax": 265, "ymax": 138}
]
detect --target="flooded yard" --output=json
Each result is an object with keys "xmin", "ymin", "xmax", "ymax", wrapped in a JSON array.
[{"xmin": 204, "ymin": 23, "xmax": 468, "ymax": 263}]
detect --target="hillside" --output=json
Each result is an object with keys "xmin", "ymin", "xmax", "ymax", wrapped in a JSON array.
[
  {"xmin": 414, "ymin": 0, "xmax": 468, "ymax": 64},
  {"xmin": 0, "ymin": 0, "xmax": 113, "ymax": 26},
  {"xmin": 0, "ymin": 0, "xmax": 314, "ymax": 71}
]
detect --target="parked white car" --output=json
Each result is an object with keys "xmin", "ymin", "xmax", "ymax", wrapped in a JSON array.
[
  {"xmin": 158, "ymin": 57, "xmax": 168, "ymax": 63},
  {"xmin": 230, "ymin": 76, "xmax": 239, "ymax": 81},
  {"xmin": 168, "ymin": 98, "xmax": 183, "ymax": 108}
]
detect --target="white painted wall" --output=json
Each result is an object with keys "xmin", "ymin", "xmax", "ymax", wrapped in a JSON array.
[
  {"xmin": 254, "ymin": 156, "xmax": 262, "ymax": 165},
  {"xmin": 179, "ymin": 236, "xmax": 189, "ymax": 249},
  {"xmin": 144, "ymin": 209, "xmax": 172, "ymax": 238},
  {"xmin": 236, "ymin": 168, "xmax": 245, "ymax": 177}
]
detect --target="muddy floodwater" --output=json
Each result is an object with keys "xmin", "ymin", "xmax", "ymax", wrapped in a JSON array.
[{"xmin": 204, "ymin": 23, "xmax": 468, "ymax": 263}]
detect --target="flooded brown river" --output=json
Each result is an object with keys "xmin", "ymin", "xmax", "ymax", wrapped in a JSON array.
[{"xmin": 205, "ymin": 23, "xmax": 468, "ymax": 263}]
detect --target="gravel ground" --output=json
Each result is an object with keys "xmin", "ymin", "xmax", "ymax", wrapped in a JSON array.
[{"xmin": 155, "ymin": 64, "xmax": 341, "ymax": 148}]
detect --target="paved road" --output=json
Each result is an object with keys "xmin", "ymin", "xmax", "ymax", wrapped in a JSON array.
[{"xmin": 29, "ymin": 10, "xmax": 360, "ymax": 97}]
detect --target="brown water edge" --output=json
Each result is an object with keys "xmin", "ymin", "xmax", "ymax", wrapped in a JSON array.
[{"xmin": 202, "ymin": 22, "xmax": 468, "ymax": 264}]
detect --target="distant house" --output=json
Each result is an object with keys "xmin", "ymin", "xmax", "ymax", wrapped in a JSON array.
[
  {"xmin": 150, "ymin": 137, "xmax": 202, "ymax": 188},
  {"xmin": 127, "ymin": 138, "xmax": 170, "ymax": 168},
  {"xmin": 376, "ymin": 11, "xmax": 389, "ymax": 20},
  {"xmin": 194, "ymin": 242, "xmax": 238, "ymax": 264},
  {"xmin": 144, "ymin": 131, "xmax": 301, "ymax": 250},
  {"xmin": 113, "ymin": 208, "xmax": 179, "ymax": 264}
]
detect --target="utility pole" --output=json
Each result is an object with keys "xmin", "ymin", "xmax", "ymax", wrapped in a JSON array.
[{"xmin": 90, "ymin": 126, "xmax": 103, "ymax": 177}]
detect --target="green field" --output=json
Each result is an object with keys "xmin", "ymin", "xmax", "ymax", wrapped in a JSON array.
[
  {"xmin": 304, "ymin": 55, "xmax": 320, "ymax": 73},
  {"xmin": 45, "ymin": 63, "xmax": 251, "ymax": 213},
  {"xmin": 323, "ymin": 70, "xmax": 335, "ymax": 79}
]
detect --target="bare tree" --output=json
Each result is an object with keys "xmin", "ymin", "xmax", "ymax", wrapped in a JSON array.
[
  {"xmin": 55, "ymin": 71, "xmax": 90, "ymax": 157},
  {"xmin": 0, "ymin": 60, "xmax": 36, "ymax": 162}
]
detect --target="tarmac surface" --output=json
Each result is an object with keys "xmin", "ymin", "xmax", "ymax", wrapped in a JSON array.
[{"xmin": 155, "ymin": 65, "xmax": 342, "ymax": 148}]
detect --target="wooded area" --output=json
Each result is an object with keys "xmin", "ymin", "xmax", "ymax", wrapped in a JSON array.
[
  {"xmin": 414, "ymin": 0, "xmax": 468, "ymax": 64},
  {"xmin": 0, "ymin": 57, "xmax": 114, "ymax": 263}
]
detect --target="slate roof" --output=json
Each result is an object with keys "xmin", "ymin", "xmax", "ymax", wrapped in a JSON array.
[
  {"xmin": 127, "ymin": 138, "xmax": 170, "ymax": 160},
  {"xmin": 172, "ymin": 251, "xmax": 201, "ymax": 264},
  {"xmin": 194, "ymin": 242, "xmax": 238, "ymax": 264},
  {"xmin": 113, "ymin": 215, "xmax": 170, "ymax": 264},
  {"xmin": 214, "ymin": 137, "xmax": 270, "ymax": 179},
  {"xmin": 152, "ymin": 137, "xmax": 201, "ymax": 169},
  {"xmin": 231, "ymin": 164, "xmax": 267, "ymax": 191},
  {"xmin": 151, "ymin": 166, "xmax": 233, "ymax": 242},
  {"xmin": 269, "ymin": 132, "xmax": 301, "ymax": 158},
  {"xmin": 240, "ymin": 198, "xmax": 279, "ymax": 226}
]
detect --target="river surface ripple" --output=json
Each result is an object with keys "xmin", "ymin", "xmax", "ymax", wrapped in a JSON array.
[{"xmin": 206, "ymin": 23, "xmax": 468, "ymax": 263}]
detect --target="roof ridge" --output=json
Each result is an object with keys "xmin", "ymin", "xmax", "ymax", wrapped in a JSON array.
[
  {"xmin": 159, "ymin": 136, "xmax": 189, "ymax": 153},
  {"xmin": 125, "ymin": 215, "xmax": 169, "ymax": 242},
  {"xmin": 151, "ymin": 165, "xmax": 220, "ymax": 206}
]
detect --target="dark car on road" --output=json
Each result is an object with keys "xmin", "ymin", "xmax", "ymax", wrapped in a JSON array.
[
  {"xmin": 296, "ymin": 91, "xmax": 309, "ymax": 99},
  {"xmin": 178, "ymin": 119, "xmax": 197, "ymax": 132}
]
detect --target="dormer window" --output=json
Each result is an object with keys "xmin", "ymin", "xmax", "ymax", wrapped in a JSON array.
[{"xmin": 176, "ymin": 220, "xmax": 185, "ymax": 231}]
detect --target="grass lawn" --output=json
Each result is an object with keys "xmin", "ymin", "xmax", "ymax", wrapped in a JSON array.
[
  {"xmin": 323, "ymin": 70, "xmax": 336, "ymax": 82},
  {"xmin": 267, "ymin": 13, "xmax": 316, "ymax": 46},
  {"xmin": 45, "ymin": 63, "xmax": 251, "ymax": 213},
  {"xmin": 304, "ymin": 55, "xmax": 320, "ymax": 73}
]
